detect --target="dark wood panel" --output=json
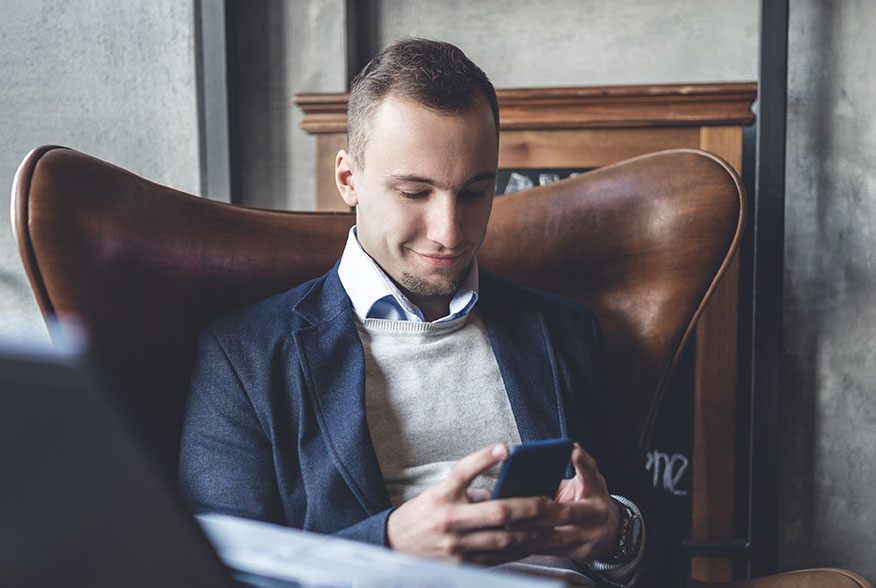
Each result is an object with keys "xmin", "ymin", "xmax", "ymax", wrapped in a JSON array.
[{"xmin": 499, "ymin": 128, "xmax": 700, "ymax": 169}]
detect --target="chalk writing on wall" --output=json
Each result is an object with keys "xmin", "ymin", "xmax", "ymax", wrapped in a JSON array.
[{"xmin": 645, "ymin": 449, "xmax": 690, "ymax": 496}]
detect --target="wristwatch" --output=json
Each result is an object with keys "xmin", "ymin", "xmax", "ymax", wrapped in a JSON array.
[
  {"xmin": 609, "ymin": 496, "xmax": 643, "ymax": 563},
  {"xmin": 589, "ymin": 495, "xmax": 646, "ymax": 579}
]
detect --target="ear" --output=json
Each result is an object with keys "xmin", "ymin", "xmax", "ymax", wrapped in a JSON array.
[{"xmin": 335, "ymin": 150, "xmax": 359, "ymax": 207}]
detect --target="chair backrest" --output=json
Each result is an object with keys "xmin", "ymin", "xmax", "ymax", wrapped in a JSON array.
[{"xmin": 12, "ymin": 145, "xmax": 744, "ymax": 473}]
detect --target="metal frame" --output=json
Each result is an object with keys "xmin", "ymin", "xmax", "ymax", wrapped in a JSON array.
[{"xmin": 746, "ymin": 0, "xmax": 789, "ymax": 577}]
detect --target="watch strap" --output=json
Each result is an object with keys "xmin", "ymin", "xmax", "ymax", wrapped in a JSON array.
[{"xmin": 588, "ymin": 495, "xmax": 646, "ymax": 580}]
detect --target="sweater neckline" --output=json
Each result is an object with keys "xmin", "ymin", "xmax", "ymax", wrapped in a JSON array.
[{"xmin": 357, "ymin": 312, "xmax": 472, "ymax": 335}]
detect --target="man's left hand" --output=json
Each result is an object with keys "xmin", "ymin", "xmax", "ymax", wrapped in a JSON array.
[{"xmin": 527, "ymin": 443, "xmax": 621, "ymax": 563}]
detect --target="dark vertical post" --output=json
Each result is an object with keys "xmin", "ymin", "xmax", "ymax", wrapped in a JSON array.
[
  {"xmin": 749, "ymin": 0, "xmax": 788, "ymax": 577},
  {"xmin": 345, "ymin": 0, "xmax": 379, "ymax": 84},
  {"xmin": 732, "ymin": 123, "xmax": 757, "ymax": 580}
]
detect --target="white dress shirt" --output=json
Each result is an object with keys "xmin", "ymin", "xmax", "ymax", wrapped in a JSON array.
[{"xmin": 337, "ymin": 226, "xmax": 478, "ymax": 323}]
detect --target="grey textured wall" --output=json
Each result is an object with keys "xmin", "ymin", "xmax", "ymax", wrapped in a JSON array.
[
  {"xmin": 781, "ymin": 0, "xmax": 876, "ymax": 580},
  {"xmin": 372, "ymin": 0, "xmax": 758, "ymax": 86},
  {"xmin": 0, "ymin": 0, "xmax": 200, "ymax": 342}
]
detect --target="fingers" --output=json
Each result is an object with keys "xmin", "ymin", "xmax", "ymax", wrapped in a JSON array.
[
  {"xmin": 546, "ymin": 499, "xmax": 612, "ymax": 527},
  {"xmin": 533, "ymin": 525, "xmax": 606, "ymax": 560},
  {"xmin": 501, "ymin": 498, "xmax": 609, "ymax": 532},
  {"xmin": 531, "ymin": 498, "xmax": 622, "ymax": 562},
  {"xmin": 438, "ymin": 526, "xmax": 555, "ymax": 565},
  {"xmin": 456, "ymin": 527, "xmax": 551, "ymax": 555},
  {"xmin": 439, "ymin": 444, "xmax": 508, "ymax": 498},
  {"xmin": 441, "ymin": 496, "xmax": 554, "ymax": 532},
  {"xmin": 466, "ymin": 488, "xmax": 492, "ymax": 503},
  {"xmin": 391, "ymin": 442, "xmax": 619, "ymax": 566}
]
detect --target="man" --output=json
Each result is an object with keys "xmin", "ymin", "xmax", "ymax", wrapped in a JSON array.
[{"xmin": 180, "ymin": 39, "xmax": 684, "ymax": 586}]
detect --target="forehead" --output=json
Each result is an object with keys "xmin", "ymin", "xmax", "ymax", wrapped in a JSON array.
[{"xmin": 360, "ymin": 94, "xmax": 498, "ymax": 182}]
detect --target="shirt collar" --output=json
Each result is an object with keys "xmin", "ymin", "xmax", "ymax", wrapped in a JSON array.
[{"xmin": 337, "ymin": 226, "xmax": 478, "ymax": 323}]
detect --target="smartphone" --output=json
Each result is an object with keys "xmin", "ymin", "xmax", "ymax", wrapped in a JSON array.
[{"xmin": 491, "ymin": 438, "xmax": 573, "ymax": 499}]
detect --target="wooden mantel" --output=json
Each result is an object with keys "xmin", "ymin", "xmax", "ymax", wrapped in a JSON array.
[{"xmin": 295, "ymin": 82, "xmax": 756, "ymax": 133}]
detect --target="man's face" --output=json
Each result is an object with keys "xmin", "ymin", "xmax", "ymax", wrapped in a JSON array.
[{"xmin": 335, "ymin": 94, "xmax": 498, "ymax": 310}]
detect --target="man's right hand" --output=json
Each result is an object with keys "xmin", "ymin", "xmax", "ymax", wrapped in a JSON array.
[{"xmin": 385, "ymin": 444, "xmax": 554, "ymax": 565}]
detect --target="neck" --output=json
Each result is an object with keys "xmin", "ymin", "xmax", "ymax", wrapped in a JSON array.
[{"xmin": 407, "ymin": 294, "xmax": 452, "ymax": 322}]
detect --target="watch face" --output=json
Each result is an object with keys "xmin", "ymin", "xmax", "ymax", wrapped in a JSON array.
[
  {"xmin": 627, "ymin": 512, "xmax": 643, "ymax": 556},
  {"xmin": 612, "ymin": 505, "xmax": 634, "ymax": 562},
  {"xmin": 613, "ymin": 505, "xmax": 644, "ymax": 563},
  {"xmin": 607, "ymin": 497, "xmax": 644, "ymax": 564}
]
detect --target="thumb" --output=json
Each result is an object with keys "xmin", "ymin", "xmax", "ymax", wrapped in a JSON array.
[
  {"xmin": 570, "ymin": 443, "xmax": 605, "ymax": 498},
  {"xmin": 439, "ymin": 443, "xmax": 508, "ymax": 499}
]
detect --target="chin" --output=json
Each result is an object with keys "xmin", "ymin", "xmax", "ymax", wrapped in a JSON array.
[{"xmin": 400, "ymin": 272, "xmax": 463, "ymax": 298}]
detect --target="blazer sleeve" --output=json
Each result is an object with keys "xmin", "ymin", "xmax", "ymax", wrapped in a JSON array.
[
  {"xmin": 178, "ymin": 329, "xmax": 394, "ymax": 546},
  {"xmin": 179, "ymin": 329, "xmax": 285, "ymax": 522}
]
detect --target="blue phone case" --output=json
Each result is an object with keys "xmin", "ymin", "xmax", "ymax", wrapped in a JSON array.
[{"xmin": 491, "ymin": 438, "xmax": 573, "ymax": 499}]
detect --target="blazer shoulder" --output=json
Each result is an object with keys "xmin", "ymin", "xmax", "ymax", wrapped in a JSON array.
[{"xmin": 205, "ymin": 271, "xmax": 332, "ymax": 347}]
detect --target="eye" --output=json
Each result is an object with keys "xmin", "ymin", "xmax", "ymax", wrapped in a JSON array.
[{"xmin": 399, "ymin": 190, "xmax": 428, "ymax": 200}]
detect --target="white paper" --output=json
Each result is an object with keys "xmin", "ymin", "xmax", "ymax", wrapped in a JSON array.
[{"xmin": 197, "ymin": 513, "xmax": 564, "ymax": 588}]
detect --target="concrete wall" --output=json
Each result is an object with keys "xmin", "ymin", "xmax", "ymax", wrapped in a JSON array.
[
  {"xmin": 781, "ymin": 0, "xmax": 876, "ymax": 580},
  {"xmin": 371, "ymin": 0, "xmax": 758, "ymax": 86},
  {"xmin": 0, "ymin": 0, "xmax": 200, "ymax": 342},
  {"xmin": 229, "ymin": 0, "xmax": 346, "ymax": 210}
]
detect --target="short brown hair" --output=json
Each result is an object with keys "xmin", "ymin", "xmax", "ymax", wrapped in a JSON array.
[{"xmin": 346, "ymin": 38, "xmax": 499, "ymax": 167}]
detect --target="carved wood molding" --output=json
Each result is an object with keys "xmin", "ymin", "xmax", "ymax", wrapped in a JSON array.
[{"xmin": 294, "ymin": 82, "xmax": 757, "ymax": 133}]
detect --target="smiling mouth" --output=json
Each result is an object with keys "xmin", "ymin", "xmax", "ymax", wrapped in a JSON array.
[{"xmin": 414, "ymin": 251, "xmax": 463, "ymax": 267}]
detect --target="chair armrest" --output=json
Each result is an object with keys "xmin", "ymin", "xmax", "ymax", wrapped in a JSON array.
[{"xmin": 687, "ymin": 568, "xmax": 873, "ymax": 588}]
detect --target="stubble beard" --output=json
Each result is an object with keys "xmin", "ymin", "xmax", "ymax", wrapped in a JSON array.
[{"xmin": 399, "ymin": 259, "xmax": 473, "ymax": 299}]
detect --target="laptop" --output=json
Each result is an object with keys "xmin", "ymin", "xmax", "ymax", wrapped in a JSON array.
[
  {"xmin": 0, "ymin": 338, "xmax": 237, "ymax": 587},
  {"xmin": 0, "ymin": 338, "xmax": 560, "ymax": 588}
]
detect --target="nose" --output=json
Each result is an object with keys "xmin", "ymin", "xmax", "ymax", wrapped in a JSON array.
[{"xmin": 425, "ymin": 193, "xmax": 463, "ymax": 250}]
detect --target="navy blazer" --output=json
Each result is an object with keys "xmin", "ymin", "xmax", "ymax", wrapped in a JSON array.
[{"xmin": 179, "ymin": 265, "xmax": 684, "ymax": 585}]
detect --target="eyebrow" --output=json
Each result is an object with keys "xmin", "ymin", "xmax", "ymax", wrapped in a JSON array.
[{"xmin": 386, "ymin": 171, "xmax": 497, "ymax": 191}]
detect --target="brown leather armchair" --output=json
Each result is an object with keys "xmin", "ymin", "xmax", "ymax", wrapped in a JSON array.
[{"xmin": 11, "ymin": 145, "xmax": 871, "ymax": 588}]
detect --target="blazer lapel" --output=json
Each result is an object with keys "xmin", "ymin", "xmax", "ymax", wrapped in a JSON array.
[
  {"xmin": 480, "ymin": 276, "xmax": 568, "ymax": 443},
  {"xmin": 293, "ymin": 271, "xmax": 390, "ymax": 515}
]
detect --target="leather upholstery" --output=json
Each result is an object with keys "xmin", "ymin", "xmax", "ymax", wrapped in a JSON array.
[
  {"xmin": 12, "ymin": 145, "xmax": 870, "ymax": 588},
  {"xmin": 687, "ymin": 568, "xmax": 872, "ymax": 588},
  {"xmin": 12, "ymin": 145, "xmax": 742, "ymax": 460},
  {"xmin": 480, "ymin": 151, "xmax": 744, "ymax": 446},
  {"xmin": 13, "ymin": 146, "xmax": 354, "ymax": 469}
]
